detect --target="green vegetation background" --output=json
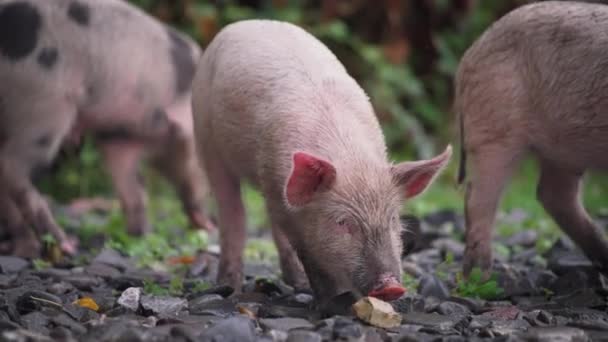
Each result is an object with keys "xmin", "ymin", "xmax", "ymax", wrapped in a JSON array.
[{"xmin": 38, "ymin": 0, "xmax": 608, "ymax": 260}]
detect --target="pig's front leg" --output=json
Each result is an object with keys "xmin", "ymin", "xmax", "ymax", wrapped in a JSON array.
[
  {"xmin": 99, "ymin": 140, "xmax": 151, "ymax": 236},
  {"xmin": 271, "ymin": 224, "xmax": 310, "ymax": 290},
  {"xmin": 0, "ymin": 193, "xmax": 40, "ymax": 257},
  {"xmin": 537, "ymin": 161, "xmax": 608, "ymax": 274},
  {"xmin": 204, "ymin": 157, "xmax": 246, "ymax": 291}
]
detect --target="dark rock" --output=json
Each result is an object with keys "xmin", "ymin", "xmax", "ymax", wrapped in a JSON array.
[
  {"xmin": 422, "ymin": 209, "xmax": 464, "ymax": 232},
  {"xmin": 0, "ymin": 274, "xmax": 15, "ymax": 288},
  {"xmin": 92, "ymin": 249, "xmax": 134, "ymax": 271},
  {"xmin": 0, "ymin": 256, "xmax": 28, "ymax": 274},
  {"xmin": 140, "ymin": 295, "xmax": 188, "ymax": 316},
  {"xmin": 431, "ymin": 238, "xmax": 465, "ymax": 258},
  {"xmin": 286, "ymin": 330, "xmax": 322, "ymax": 342},
  {"xmin": 16, "ymin": 290, "xmax": 62, "ymax": 314},
  {"xmin": 504, "ymin": 230, "xmax": 538, "ymax": 248},
  {"xmin": 258, "ymin": 304, "xmax": 313, "ymax": 320},
  {"xmin": 568, "ymin": 318, "xmax": 608, "ymax": 331},
  {"xmin": 198, "ymin": 316, "xmax": 256, "ymax": 342},
  {"xmin": 401, "ymin": 313, "xmax": 465, "ymax": 334},
  {"xmin": 332, "ymin": 317, "xmax": 362, "ymax": 340},
  {"xmin": 259, "ymin": 317, "xmax": 314, "ymax": 332},
  {"xmin": 243, "ymin": 263, "xmax": 277, "ymax": 280},
  {"xmin": 480, "ymin": 306, "xmax": 522, "ymax": 320},
  {"xmin": 63, "ymin": 303, "xmax": 100, "ymax": 323},
  {"xmin": 32, "ymin": 267, "xmax": 71, "ymax": 279},
  {"xmin": 488, "ymin": 319, "xmax": 531, "ymax": 336},
  {"xmin": 50, "ymin": 326, "xmax": 77, "ymax": 342},
  {"xmin": 524, "ymin": 327, "xmax": 587, "ymax": 342},
  {"xmin": 186, "ymin": 284, "xmax": 233, "ymax": 299},
  {"xmin": 523, "ymin": 310, "xmax": 555, "ymax": 327},
  {"xmin": 392, "ymin": 294, "xmax": 426, "ymax": 314},
  {"xmin": 47, "ymin": 281, "xmax": 74, "ymax": 295},
  {"xmin": 20, "ymin": 311, "xmax": 50, "ymax": 334},
  {"xmin": 63, "ymin": 274, "xmax": 101, "ymax": 291},
  {"xmin": 189, "ymin": 297, "xmax": 237, "ymax": 317},
  {"xmin": 447, "ymin": 296, "xmax": 486, "ymax": 314},
  {"xmin": 85, "ymin": 263, "xmax": 121, "ymax": 278},
  {"xmin": 50, "ymin": 312, "xmax": 87, "ymax": 335},
  {"xmin": 417, "ymin": 274, "xmax": 450, "ymax": 300},
  {"xmin": 319, "ymin": 291, "xmax": 359, "ymax": 318},
  {"xmin": 554, "ymin": 289, "xmax": 606, "ymax": 309},
  {"xmin": 436, "ymin": 301, "xmax": 471, "ymax": 316},
  {"xmin": 550, "ymin": 269, "xmax": 603, "ymax": 295}
]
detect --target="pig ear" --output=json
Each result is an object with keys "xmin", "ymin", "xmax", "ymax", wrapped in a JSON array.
[
  {"xmin": 392, "ymin": 145, "xmax": 452, "ymax": 199},
  {"xmin": 286, "ymin": 152, "xmax": 337, "ymax": 207}
]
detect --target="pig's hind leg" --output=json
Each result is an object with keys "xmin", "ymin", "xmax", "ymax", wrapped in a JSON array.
[
  {"xmin": 463, "ymin": 143, "xmax": 525, "ymax": 277},
  {"xmin": 537, "ymin": 160, "xmax": 608, "ymax": 273}
]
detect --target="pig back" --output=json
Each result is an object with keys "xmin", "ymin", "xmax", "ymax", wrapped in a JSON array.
[
  {"xmin": 0, "ymin": 0, "xmax": 199, "ymax": 125},
  {"xmin": 193, "ymin": 20, "xmax": 388, "ymax": 195}
]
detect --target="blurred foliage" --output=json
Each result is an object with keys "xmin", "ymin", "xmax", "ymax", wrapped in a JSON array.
[{"xmin": 37, "ymin": 0, "xmax": 607, "ymax": 242}]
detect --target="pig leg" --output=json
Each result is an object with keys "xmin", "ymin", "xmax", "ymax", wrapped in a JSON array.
[
  {"xmin": 0, "ymin": 194, "xmax": 40, "ymax": 257},
  {"xmin": 151, "ymin": 130, "xmax": 216, "ymax": 231},
  {"xmin": 537, "ymin": 161, "xmax": 608, "ymax": 273},
  {"xmin": 270, "ymin": 223, "xmax": 310, "ymax": 290},
  {"xmin": 463, "ymin": 144, "xmax": 523, "ymax": 276},
  {"xmin": 98, "ymin": 141, "xmax": 151, "ymax": 236},
  {"xmin": 205, "ymin": 157, "xmax": 246, "ymax": 291}
]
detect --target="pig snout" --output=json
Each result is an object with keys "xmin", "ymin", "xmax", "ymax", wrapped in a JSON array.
[{"xmin": 367, "ymin": 273, "xmax": 406, "ymax": 301}]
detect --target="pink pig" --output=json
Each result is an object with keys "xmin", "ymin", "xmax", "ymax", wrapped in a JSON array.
[{"xmin": 192, "ymin": 19, "xmax": 452, "ymax": 303}]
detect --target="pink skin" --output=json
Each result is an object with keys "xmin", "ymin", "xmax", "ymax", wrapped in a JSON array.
[
  {"xmin": 192, "ymin": 20, "xmax": 452, "ymax": 303},
  {"xmin": 456, "ymin": 1, "xmax": 608, "ymax": 277}
]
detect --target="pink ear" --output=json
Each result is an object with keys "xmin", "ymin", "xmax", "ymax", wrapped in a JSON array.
[
  {"xmin": 392, "ymin": 145, "xmax": 452, "ymax": 199},
  {"xmin": 286, "ymin": 152, "xmax": 337, "ymax": 207}
]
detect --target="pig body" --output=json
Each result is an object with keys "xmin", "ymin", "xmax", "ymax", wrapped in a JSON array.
[
  {"xmin": 456, "ymin": 1, "xmax": 608, "ymax": 275},
  {"xmin": 0, "ymin": 0, "xmax": 214, "ymax": 256},
  {"xmin": 192, "ymin": 19, "xmax": 451, "ymax": 303}
]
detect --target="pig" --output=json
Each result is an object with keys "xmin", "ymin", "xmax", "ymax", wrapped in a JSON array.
[
  {"xmin": 455, "ymin": 1, "xmax": 608, "ymax": 277},
  {"xmin": 0, "ymin": 0, "xmax": 215, "ymax": 257},
  {"xmin": 191, "ymin": 19, "xmax": 452, "ymax": 303}
]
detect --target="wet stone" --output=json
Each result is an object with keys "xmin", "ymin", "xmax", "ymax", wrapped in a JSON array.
[
  {"xmin": 50, "ymin": 312, "xmax": 87, "ymax": 335},
  {"xmin": 140, "ymin": 295, "xmax": 188, "ymax": 316},
  {"xmin": 286, "ymin": 330, "xmax": 322, "ymax": 342},
  {"xmin": 332, "ymin": 317, "xmax": 362, "ymax": 340},
  {"xmin": 198, "ymin": 316, "xmax": 256, "ymax": 342},
  {"xmin": 63, "ymin": 274, "xmax": 101, "ymax": 291},
  {"xmin": 16, "ymin": 290, "xmax": 63, "ymax": 314},
  {"xmin": 85, "ymin": 263, "xmax": 121, "ymax": 278},
  {"xmin": 189, "ymin": 297, "xmax": 237, "ymax": 317},
  {"xmin": 20, "ymin": 311, "xmax": 50, "ymax": 334},
  {"xmin": 524, "ymin": 327, "xmax": 588, "ymax": 342},
  {"xmin": 319, "ymin": 291, "xmax": 359, "ymax": 317},
  {"xmin": 260, "ymin": 317, "xmax": 314, "ymax": 332},
  {"xmin": 33, "ymin": 267, "xmax": 71, "ymax": 279},
  {"xmin": 431, "ymin": 238, "xmax": 465, "ymax": 258},
  {"xmin": 186, "ymin": 284, "xmax": 234, "ymax": 299},
  {"xmin": 392, "ymin": 294, "xmax": 426, "ymax": 314},
  {"xmin": 401, "ymin": 313, "xmax": 464, "ymax": 334},
  {"xmin": 504, "ymin": 230, "xmax": 538, "ymax": 248},
  {"xmin": 0, "ymin": 256, "xmax": 29, "ymax": 274},
  {"xmin": 436, "ymin": 301, "xmax": 471, "ymax": 316},
  {"xmin": 46, "ymin": 281, "xmax": 74, "ymax": 295},
  {"xmin": 417, "ymin": 274, "xmax": 450, "ymax": 300},
  {"xmin": 92, "ymin": 248, "xmax": 134, "ymax": 271}
]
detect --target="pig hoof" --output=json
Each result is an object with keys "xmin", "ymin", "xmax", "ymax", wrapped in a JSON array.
[
  {"xmin": 217, "ymin": 272, "xmax": 243, "ymax": 293},
  {"xmin": 60, "ymin": 236, "xmax": 79, "ymax": 256},
  {"xmin": 189, "ymin": 211, "xmax": 217, "ymax": 231},
  {"xmin": 462, "ymin": 249, "xmax": 493, "ymax": 278}
]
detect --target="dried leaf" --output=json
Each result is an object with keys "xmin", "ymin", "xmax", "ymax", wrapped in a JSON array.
[
  {"xmin": 166, "ymin": 255, "xmax": 195, "ymax": 265},
  {"xmin": 73, "ymin": 297, "xmax": 99, "ymax": 312}
]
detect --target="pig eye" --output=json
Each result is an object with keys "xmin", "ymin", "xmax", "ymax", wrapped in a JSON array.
[{"xmin": 335, "ymin": 218, "xmax": 353, "ymax": 234}]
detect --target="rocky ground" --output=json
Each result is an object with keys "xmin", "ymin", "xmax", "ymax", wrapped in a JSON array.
[{"xmin": 1, "ymin": 207, "xmax": 608, "ymax": 342}]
